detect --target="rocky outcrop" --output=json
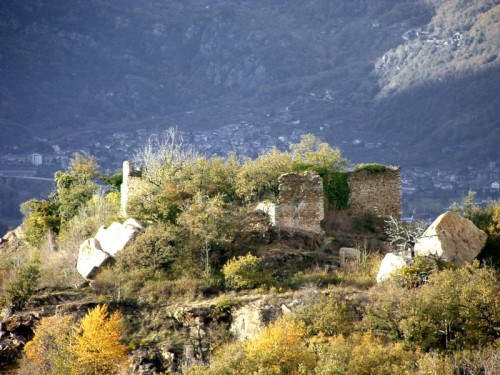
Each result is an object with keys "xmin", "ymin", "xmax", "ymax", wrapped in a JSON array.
[
  {"xmin": 0, "ymin": 310, "xmax": 43, "ymax": 369},
  {"xmin": 230, "ymin": 299, "xmax": 282, "ymax": 341},
  {"xmin": 376, "ymin": 253, "xmax": 408, "ymax": 283},
  {"xmin": 0, "ymin": 227, "xmax": 22, "ymax": 251},
  {"xmin": 414, "ymin": 211, "xmax": 487, "ymax": 264},
  {"xmin": 77, "ymin": 219, "xmax": 143, "ymax": 279}
]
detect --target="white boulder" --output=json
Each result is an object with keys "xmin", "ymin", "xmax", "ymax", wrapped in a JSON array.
[
  {"xmin": 95, "ymin": 221, "xmax": 141, "ymax": 256},
  {"xmin": 77, "ymin": 238, "xmax": 110, "ymax": 279},
  {"xmin": 77, "ymin": 219, "xmax": 144, "ymax": 279},
  {"xmin": 376, "ymin": 253, "xmax": 408, "ymax": 283},
  {"xmin": 414, "ymin": 211, "xmax": 487, "ymax": 264}
]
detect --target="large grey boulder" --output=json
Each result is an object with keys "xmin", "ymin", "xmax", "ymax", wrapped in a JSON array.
[
  {"xmin": 376, "ymin": 253, "xmax": 407, "ymax": 283},
  {"xmin": 77, "ymin": 238, "xmax": 110, "ymax": 279},
  {"xmin": 77, "ymin": 219, "xmax": 144, "ymax": 279},
  {"xmin": 414, "ymin": 211, "xmax": 487, "ymax": 264},
  {"xmin": 95, "ymin": 220, "xmax": 142, "ymax": 256}
]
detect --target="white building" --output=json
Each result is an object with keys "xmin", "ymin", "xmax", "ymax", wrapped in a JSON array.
[{"xmin": 28, "ymin": 153, "xmax": 43, "ymax": 166}]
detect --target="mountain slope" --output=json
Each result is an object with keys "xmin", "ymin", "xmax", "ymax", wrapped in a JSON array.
[{"xmin": 0, "ymin": 0, "xmax": 498, "ymax": 168}]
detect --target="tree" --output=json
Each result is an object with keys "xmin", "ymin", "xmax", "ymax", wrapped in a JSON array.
[
  {"xmin": 290, "ymin": 133, "xmax": 346, "ymax": 172},
  {"xmin": 244, "ymin": 317, "xmax": 316, "ymax": 374},
  {"xmin": 133, "ymin": 127, "xmax": 197, "ymax": 188},
  {"xmin": 55, "ymin": 154, "xmax": 99, "ymax": 224},
  {"xmin": 20, "ymin": 199, "xmax": 61, "ymax": 247},
  {"xmin": 70, "ymin": 305, "xmax": 127, "ymax": 375},
  {"xmin": 236, "ymin": 148, "xmax": 295, "ymax": 202},
  {"xmin": 23, "ymin": 315, "xmax": 74, "ymax": 375},
  {"xmin": 384, "ymin": 216, "xmax": 426, "ymax": 254},
  {"xmin": 180, "ymin": 154, "xmax": 240, "ymax": 200},
  {"xmin": 20, "ymin": 154, "xmax": 100, "ymax": 247},
  {"xmin": 3, "ymin": 253, "xmax": 41, "ymax": 309},
  {"xmin": 177, "ymin": 193, "xmax": 235, "ymax": 276}
]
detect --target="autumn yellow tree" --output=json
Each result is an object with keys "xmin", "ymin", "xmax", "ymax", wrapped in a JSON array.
[
  {"xmin": 244, "ymin": 317, "xmax": 316, "ymax": 374},
  {"xmin": 23, "ymin": 315, "xmax": 74, "ymax": 375},
  {"xmin": 70, "ymin": 305, "xmax": 127, "ymax": 375}
]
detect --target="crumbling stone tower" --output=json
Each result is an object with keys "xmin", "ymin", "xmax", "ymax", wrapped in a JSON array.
[
  {"xmin": 120, "ymin": 161, "xmax": 143, "ymax": 217},
  {"xmin": 275, "ymin": 173, "xmax": 325, "ymax": 234}
]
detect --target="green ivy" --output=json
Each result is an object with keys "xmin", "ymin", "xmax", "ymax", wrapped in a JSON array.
[
  {"xmin": 292, "ymin": 163, "xmax": 350, "ymax": 210},
  {"xmin": 323, "ymin": 171, "xmax": 350, "ymax": 210},
  {"xmin": 353, "ymin": 163, "xmax": 387, "ymax": 173}
]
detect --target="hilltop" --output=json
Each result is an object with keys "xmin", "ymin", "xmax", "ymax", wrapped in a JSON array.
[{"xmin": 1, "ymin": 136, "xmax": 499, "ymax": 373}]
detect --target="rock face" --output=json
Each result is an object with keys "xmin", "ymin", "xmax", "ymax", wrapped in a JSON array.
[
  {"xmin": 0, "ymin": 227, "xmax": 22, "ymax": 251},
  {"xmin": 77, "ymin": 220, "xmax": 143, "ymax": 279},
  {"xmin": 230, "ymin": 300, "xmax": 281, "ymax": 341},
  {"xmin": 414, "ymin": 211, "xmax": 487, "ymax": 264},
  {"xmin": 0, "ymin": 311, "xmax": 39, "ymax": 368},
  {"xmin": 376, "ymin": 253, "xmax": 408, "ymax": 283}
]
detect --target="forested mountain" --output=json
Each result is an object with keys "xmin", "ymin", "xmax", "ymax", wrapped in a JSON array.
[{"xmin": 1, "ymin": 0, "xmax": 498, "ymax": 167}]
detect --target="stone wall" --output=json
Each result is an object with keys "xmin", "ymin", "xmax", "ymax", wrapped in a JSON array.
[
  {"xmin": 120, "ymin": 159, "xmax": 401, "ymax": 233},
  {"xmin": 120, "ymin": 161, "xmax": 144, "ymax": 217},
  {"xmin": 275, "ymin": 173, "xmax": 324, "ymax": 234},
  {"xmin": 346, "ymin": 167, "xmax": 401, "ymax": 219}
]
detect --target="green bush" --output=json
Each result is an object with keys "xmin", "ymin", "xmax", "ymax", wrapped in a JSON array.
[
  {"xmin": 297, "ymin": 292, "xmax": 357, "ymax": 337},
  {"xmin": 2, "ymin": 254, "xmax": 41, "ymax": 309},
  {"xmin": 391, "ymin": 256, "xmax": 435, "ymax": 288},
  {"xmin": 222, "ymin": 254, "xmax": 271, "ymax": 290},
  {"xmin": 352, "ymin": 163, "xmax": 388, "ymax": 173}
]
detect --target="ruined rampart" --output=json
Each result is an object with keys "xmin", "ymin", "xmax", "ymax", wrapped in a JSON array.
[
  {"xmin": 345, "ymin": 167, "xmax": 401, "ymax": 219},
  {"xmin": 120, "ymin": 160, "xmax": 401, "ymax": 234},
  {"xmin": 275, "ymin": 173, "xmax": 324, "ymax": 234}
]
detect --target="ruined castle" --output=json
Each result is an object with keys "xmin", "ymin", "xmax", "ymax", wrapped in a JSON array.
[{"xmin": 120, "ymin": 161, "xmax": 401, "ymax": 234}]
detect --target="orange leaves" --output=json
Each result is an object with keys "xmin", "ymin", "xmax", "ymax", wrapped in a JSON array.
[{"xmin": 23, "ymin": 305, "xmax": 127, "ymax": 375}]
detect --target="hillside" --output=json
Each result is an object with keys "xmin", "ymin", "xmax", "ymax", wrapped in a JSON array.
[
  {"xmin": 1, "ymin": 0, "xmax": 498, "ymax": 169},
  {"xmin": 1, "ymin": 145, "xmax": 499, "ymax": 373}
]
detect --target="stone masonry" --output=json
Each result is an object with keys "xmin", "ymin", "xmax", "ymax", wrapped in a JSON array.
[
  {"xmin": 120, "ymin": 161, "xmax": 144, "ymax": 217},
  {"xmin": 346, "ymin": 167, "xmax": 401, "ymax": 219},
  {"xmin": 275, "ymin": 173, "xmax": 325, "ymax": 234},
  {"xmin": 120, "ymin": 160, "xmax": 401, "ymax": 233}
]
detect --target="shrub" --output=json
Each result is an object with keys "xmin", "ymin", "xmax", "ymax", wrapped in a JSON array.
[
  {"xmin": 391, "ymin": 256, "xmax": 435, "ymax": 288},
  {"xmin": 222, "ymin": 253, "xmax": 271, "ymax": 290},
  {"xmin": 297, "ymin": 292, "xmax": 357, "ymax": 337},
  {"xmin": 352, "ymin": 163, "xmax": 387, "ymax": 173},
  {"xmin": 323, "ymin": 171, "xmax": 350, "ymax": 209},
  {"xmin": 23, "ymin": 315, "xmax": 74, "ymax": 375},
  {"xmin": 243, "ymin": 317, "xmax": 316, "ymax": 374},
  {"xmin": 3, "ymin": 253, "xmax": 41, "ymax": 309},
  {"xmin": 115, "ymin": 223, "xmax": 178, "ymax": 274},
  {"xmin": 366, "ymin": 263, "xmax": 500, "ymax": 352},
  {"xmin": 314, "ymin": 332, "xmax": 417, "ymax": 375}
]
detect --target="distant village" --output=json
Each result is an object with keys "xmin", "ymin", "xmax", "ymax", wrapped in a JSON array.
[{"xmin": 1, "ymin": 124, "xmax": 499, "ymax": 221}]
